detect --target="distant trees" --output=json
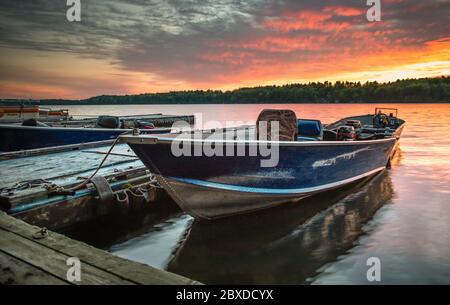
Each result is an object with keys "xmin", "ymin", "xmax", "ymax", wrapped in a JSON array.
[{"xmin": 26, "ymin": 76, "xmax": 450, "ymax": 105}]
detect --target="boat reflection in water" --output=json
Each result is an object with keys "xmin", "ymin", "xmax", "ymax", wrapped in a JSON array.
[{"xmin": 167, "ymin": 171, "xmax": 394, "ymax": 284}]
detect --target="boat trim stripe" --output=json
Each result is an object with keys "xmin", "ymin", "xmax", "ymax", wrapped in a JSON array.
[{"xmin": 167, "ymin": 167, "xmax": 386, "ymax": 195}]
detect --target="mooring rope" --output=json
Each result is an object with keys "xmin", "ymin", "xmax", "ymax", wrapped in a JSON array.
[{"xmin": 45, "ymin": 130, "xmax": 133, "ymax": 194}]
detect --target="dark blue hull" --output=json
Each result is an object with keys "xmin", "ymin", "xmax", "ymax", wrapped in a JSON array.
[
  {"xmin": 0, "ymin": 125, "xmax": 168, "ymax": 152},
  {"xmin": 124, "ymin": 135, "xmax": 398, "ymax": 219}
]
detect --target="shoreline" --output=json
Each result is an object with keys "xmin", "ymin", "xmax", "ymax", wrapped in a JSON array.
[{"xmin": 2, "ymin": 101, "xmax": 449, "ymax": 106}]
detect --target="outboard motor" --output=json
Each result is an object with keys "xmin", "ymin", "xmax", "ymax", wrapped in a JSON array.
[
  {"xmin": 374, "ymin": 113, "xmax": 388, "ymax": 128},
  {"xmin": 95, "ymin": 116, "xmax": 120, "ymax": 129},
  {"xmin": 22, "ymin": 118, "xmax": 49, "ymax": 127},
  {"xmin": 388, "ymin": 113, "xmax": 399, "ymax": 128},
  {"xmin": 337, "ymin": 125, "xmax": 356, "ymax": 141}
]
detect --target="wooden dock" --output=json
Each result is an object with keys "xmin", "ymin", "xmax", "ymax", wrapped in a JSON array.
[
  {"xmin": 0, "ymin": 141, "xmax": 201, "ymax": 285},
  {"xmin": 0, "ymin": 143, "xmax": 166, "ymax": 230},
  {"xmin": 0, "ymin": 211, "xmax": 200, "ymax": 285}
]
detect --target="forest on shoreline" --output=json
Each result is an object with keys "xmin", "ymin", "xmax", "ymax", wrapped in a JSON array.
[{"xmin": 3, "ymin": 76, "xmax": 449, "ymax": 105}]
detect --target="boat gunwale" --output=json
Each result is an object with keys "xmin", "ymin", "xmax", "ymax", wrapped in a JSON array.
[
  {"xmin": 120, "ymin": 132, "xmax": 399, "ymax": 147},
  {"xmin": 0, "ymin": 123, "xmax": 172, "ymax": 133},
  {"xmin": 121, "ymin": 119, "xmax": 405, "ymax": 146}
]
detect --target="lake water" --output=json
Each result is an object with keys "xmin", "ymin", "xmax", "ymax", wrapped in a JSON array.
[{"xmin": 64, "ymin": 104, "xmax": 450, "ymax": 284}]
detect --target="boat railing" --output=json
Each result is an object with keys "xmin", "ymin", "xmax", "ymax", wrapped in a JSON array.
[{"xmin": 375, "ymin": 107, "xmax": 398, "ymax": 117}]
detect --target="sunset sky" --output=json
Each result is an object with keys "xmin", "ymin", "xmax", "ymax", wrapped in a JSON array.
[{"xmin": 0, "ymin": 0, "xmax": 449, "ymax": 99}]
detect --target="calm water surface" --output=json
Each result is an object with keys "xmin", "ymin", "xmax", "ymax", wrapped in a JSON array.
[{"xmin": 65, "ymin": 104, "xmax": 450, "ymax": 284}]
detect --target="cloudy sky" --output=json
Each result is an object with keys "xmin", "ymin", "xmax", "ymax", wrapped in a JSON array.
[{"xmin": 0, "ymin": 0, "xmax": 449, "ymax": 99}]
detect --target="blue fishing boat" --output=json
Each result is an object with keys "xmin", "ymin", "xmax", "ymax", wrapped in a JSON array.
[
  {"xmin": 121, "ymin": 108, "xmax": 405, "ymax": 220},
  {"xmin": 0, "ymin": 114, "xmax": 194, "ymax": 152}
]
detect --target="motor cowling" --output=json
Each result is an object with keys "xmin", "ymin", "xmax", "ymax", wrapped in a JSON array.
[
  {"xmin": 374, "ymin": 113, "xmax": 389, "ymax": 128},
  {"xmin": 22, "ymin": 118, "xmax": 49, "ymax": 127},
  {"xmin": 337, "ymin": 125, "xmax": 356, "ymax": 141},
  {"xmin": 95, "ymin": 116, "xmax": 120, "ymax": 129}
]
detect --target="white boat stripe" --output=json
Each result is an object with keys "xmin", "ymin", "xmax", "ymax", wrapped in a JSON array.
[{"xmin": 167, "ymin": 166, "xmax": 386, "ymax": 195}]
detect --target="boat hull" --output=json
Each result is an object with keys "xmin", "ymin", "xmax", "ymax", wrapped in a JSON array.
[
  {"xmin": 125, "ymin": 136, "xmax": 398, "ymax": 219},
  {"xmin": 155, "ymin": 168, "xmax": 384, "ymax": 219}
]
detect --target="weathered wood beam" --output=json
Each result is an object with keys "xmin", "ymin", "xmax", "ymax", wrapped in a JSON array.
[{"xmin": 0, "ymin": 211, "xmax": 200, "ymax": 285}]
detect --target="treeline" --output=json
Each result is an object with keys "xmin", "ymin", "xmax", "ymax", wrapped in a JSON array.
[{"xmin": 12, "ymin": 76, "xmax": 450, "ymax": 105}]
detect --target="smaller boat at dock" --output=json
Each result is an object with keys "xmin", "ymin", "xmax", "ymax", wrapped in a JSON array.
[
  {"xmin": 0, "ymin": 104, "xmax": 70, "ymax": 123},
  {"xmin": 0, "ymin": 113, "xmax": 195, "ymax": 153},
  {"xmin": 121, "ymin": 108, "xmax": 405, "ymax": 220}
]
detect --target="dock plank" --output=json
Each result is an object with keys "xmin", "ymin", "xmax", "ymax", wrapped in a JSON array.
[
  {"xmin": 0, "ymin": 250, "xmax": 68, "ymax": 285},
  {"xmin": 0, "ymin": 228, "xmax": 134, "ymax": 285},
  {"xmin": 0, "ymin": 211, "xmax": 200, "ymax": 285}
]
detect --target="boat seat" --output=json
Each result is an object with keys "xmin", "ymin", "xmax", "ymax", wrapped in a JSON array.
[
  {"xmin": 297, "ymin": 119, "xmax": 323, "ymax": 140},
  {"xmin": 256, "ymin": 109, "xmax": 298, "ymax": 141}
]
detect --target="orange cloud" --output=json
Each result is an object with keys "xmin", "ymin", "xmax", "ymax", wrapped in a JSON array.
[
  {"xmin": 209, "ymin": 35, "xmax": 327, "ymax": 54},
  {"xmin": 265, "ymin": 11, "xmax": 335, "ymax": 32},
  {"xmin": 324, "ymin": 6, "xmax": 365, "ymax": 17},
  {"xmin": 263, "ymin": 8, "xmax": 361, "ymax": 33}
]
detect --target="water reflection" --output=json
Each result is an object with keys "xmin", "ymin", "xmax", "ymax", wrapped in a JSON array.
[
  {"xmin": 63, "ymin": 199, "xmax": 182, "ymax": 249},
  {"xmin": 111, "ymin": 214, "xmax": 192, "ymax": 269},
  {"xmin": 167, "ymin": 171, "xmax": 394, "ymax": 284}
]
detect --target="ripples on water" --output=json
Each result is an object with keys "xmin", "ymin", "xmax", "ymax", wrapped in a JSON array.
[{"xmin": 63, "ymin": 104, "xmax": 450, "ymax": 284}]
